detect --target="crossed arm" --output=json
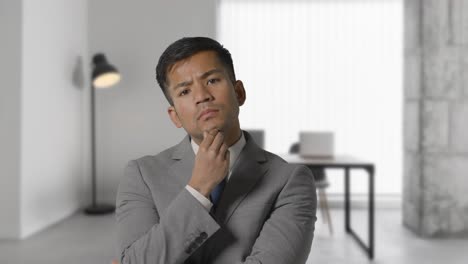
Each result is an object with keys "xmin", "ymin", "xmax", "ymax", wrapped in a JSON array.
[
  {"xmin": 116, "ymin": 161, "xmax": 317, "ymax": 264},
  {"xmin": 241, "ymin": 165, "xmax": 317, "ymax": 264}
]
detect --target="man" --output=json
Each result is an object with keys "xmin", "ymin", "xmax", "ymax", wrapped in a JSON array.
[{"xmin": 116, "ymin": 37, "xmax": 317, "ymax": 264}]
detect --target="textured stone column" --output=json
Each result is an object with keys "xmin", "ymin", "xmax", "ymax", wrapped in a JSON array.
[{"xmin": 404, "ymin": 0, "xmax": 468, "ymax": 236}]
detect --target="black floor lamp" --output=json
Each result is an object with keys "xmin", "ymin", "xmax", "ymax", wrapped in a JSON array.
[{"xmin": 84, "ymin": 53, "xmax": 121, "ymax": 215}]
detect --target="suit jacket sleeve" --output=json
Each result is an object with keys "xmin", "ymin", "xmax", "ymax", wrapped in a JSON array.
[
  {"xmin": 116, "ymin": 160, "xmax": 220, "ymax": 264},
  {"xmin": 238, "ymin": 165, "xmax": 317, "ymax": 264}
]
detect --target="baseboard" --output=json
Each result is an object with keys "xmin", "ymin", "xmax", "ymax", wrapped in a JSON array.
[
  {"xmin": 324, "ymin": 193, "xmax": 401, "ymax": 209},
  {"xmin": 19, "ymin": 206, "xmax": 79, "ymax": 240}
]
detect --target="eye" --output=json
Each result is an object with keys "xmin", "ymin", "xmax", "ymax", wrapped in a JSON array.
[
  {"xmin": 207, "ymin": 78, "xmax": 220, "ymax": 85},
  {"xmin": 179, "ymin": 89, "xmax": 190, "ymax": 96}
]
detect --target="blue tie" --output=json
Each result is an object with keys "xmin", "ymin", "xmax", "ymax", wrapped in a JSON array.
[{"xmin": 210, "ymin": 178, "xmax": 226, "ymax": 211}]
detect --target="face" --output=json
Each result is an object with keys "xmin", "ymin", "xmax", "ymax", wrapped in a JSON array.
[{"xmin": 166, "ymin": 51, "xmax": 246, "ymax": 145}]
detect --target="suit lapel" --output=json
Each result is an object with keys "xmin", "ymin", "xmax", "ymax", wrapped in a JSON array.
[
  {"xmin": 214, "ymin": 132, "xmax": 268, "ymax": 224},
  {"xmin": 166, "ymin": 132, "xmax": 269, "ymax": 225},
  {"xmin": 168, "ymin": 135, "xmax": 195, "ymax": 188}
]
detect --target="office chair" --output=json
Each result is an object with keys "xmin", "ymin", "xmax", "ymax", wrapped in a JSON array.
[{"xmin": 290, "ymin": 142, "xmax": 333, "ymax": 235}]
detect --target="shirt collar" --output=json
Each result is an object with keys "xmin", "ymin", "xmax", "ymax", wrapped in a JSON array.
[{"xmin": 190, "ymin": 131, "xmax": 246, "ymax": 172}]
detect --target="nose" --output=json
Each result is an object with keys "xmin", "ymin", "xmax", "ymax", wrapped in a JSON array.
[{"xmin": 194, "ymin": 83, "xmax": 213, "ymax": 104}]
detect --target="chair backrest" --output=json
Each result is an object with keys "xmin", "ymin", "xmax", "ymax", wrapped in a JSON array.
[{"xmin": 289, "ymin": 142, "xmax": 300, "ymax": 154}]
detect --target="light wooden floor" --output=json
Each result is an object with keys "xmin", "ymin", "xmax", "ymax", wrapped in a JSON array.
[{"xmin": 1, "ymin": 209, "xmax": 467, "ymax": 264}]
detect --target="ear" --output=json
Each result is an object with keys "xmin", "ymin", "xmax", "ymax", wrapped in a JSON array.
[
  {"xmin": 233, "ymin": 80, "xmax": 246, "ymax": 106},
  {"xmin": 167, "ymin": 106, "xmax": 183, "ymax": 128}
]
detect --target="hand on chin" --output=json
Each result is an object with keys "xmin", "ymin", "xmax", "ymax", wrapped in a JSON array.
[{"xmin": 200, "ymin": 119, "xmax": 224, "ymax": 134}]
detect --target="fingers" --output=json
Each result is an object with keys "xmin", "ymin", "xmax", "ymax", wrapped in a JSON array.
[
  {"xmin": 210, "ymin": 131, "xmax": 224, "ymax": 153},
  {"xmin": 200, "ymin": 129, "xmax": 225, "ymax": 153},
  {"xmin": 200, "ymin": 129, "xmax": 216, "ymax": 149},
  {"xmin": 219, "ymin": 143, "xmax": 230, "ymax": 161}
]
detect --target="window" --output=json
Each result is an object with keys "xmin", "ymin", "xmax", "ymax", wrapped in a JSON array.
[{"xmin": 217, "ymin": 0, "xmax": 403, "ymax": 195}]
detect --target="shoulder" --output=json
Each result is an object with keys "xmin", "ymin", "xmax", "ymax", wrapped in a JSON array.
[
  {"xmin": 257, "ymin": 150, "xmax": 315, "ymax": 191},
  {"xmin": 120, "ymin": 144, "xmax": 185, "ymax": 196},
  {"xmin": 258, "ymin": 151, "xmax": 316, "ymax": 206},
  {"xmin": 128, "ymin": 144, "xmax": 179, "ymax": 172},
  {"xmin": 263, "ymin": 150, "xmax": 311, "ymax": 176}
]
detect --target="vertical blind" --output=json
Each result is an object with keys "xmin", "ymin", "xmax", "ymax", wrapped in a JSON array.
[{"xmin": 217, "ymin": 0, "xmax": 403, "ymax": 194}]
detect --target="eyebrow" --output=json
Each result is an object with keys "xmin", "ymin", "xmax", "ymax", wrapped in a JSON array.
[
  {"xmin": 172, "ymin": 81, "xmax": 192, "ymax": 91},
  {"xmin": 200, "ymin": 68, "xmax": 223, "ymax": 80},
  {"xmin": 172, "ymin": 68, "xmax": 223, "ymax": 91}
]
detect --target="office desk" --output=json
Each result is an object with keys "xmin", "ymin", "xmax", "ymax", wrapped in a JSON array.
[{"xmin": 280, "ymin": 154, "xmax": 375, "ymax": 259}]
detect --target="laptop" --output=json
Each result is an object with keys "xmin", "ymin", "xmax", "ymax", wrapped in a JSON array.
[{"xmin": 299, "ymin": 131, "xmax": 334, "ymax": 158}]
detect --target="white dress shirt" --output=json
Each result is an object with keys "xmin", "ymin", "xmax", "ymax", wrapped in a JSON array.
[{"xmin": 185, "ymin": 132, "xmax": 246, "ymax": 211}]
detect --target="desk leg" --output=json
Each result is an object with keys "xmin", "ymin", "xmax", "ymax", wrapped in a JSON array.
[
  {"xmin": 345, "ymin": 166, "xmax": 375, "ymax": 260},
  {"xmin": 344, "ymin": 167, "xmax": 350, "ymax": 232},
  {"xmin": 368, "ymin": 166, "xmax": 375, "ymax": 259}
]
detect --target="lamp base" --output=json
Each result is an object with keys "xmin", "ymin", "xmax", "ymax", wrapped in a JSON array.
[{"xmin": 84, "ymin": 204, "xmax": 115, "ymax": 215}]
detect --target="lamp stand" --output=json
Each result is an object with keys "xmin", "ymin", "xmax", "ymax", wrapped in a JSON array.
[{"xmin": 84, "ymin": 84, "xmax": 115, "ymax": 215}]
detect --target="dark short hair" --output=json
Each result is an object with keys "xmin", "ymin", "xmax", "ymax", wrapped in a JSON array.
[{"xmin": 156, "ymin": 37, "xmax": 236, "ymax": 105}]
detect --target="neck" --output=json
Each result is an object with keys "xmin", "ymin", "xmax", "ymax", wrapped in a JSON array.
[{"xmin": 224, "ymin": 128, "xmax": 242, "ymax": 147}]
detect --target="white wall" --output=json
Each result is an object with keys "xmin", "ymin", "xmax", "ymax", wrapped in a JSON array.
[
  {"xmin": 0, "ymin": 0, "xmax": 216, "ymax": 239},
  {"xmin": 19, "ymin": 0, "xmax": 89, "ymax": 238},
  {"xmin": 0, "ymin": 0, "xmax": 89, "ymax": 239},
  {"xmin": 0, "ymin": 0, "xmax": 22, "ymax": 239},
  {"xmin": 88, "ymin": 0, "xmax": 217, "ymax": 203}
]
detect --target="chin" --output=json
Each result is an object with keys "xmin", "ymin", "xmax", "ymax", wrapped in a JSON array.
[
  {"xmin": 203, "ymin": 125, "xmax": 222, "ymax": 133},
  {"xmin": 202, "ymin": 119, "xmax": 225, "ymax": 131}
]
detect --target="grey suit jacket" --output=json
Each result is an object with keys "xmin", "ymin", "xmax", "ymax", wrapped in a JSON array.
[{"xmin": 116, "ymin": 131, "xmax": 317, "ymax": 264}]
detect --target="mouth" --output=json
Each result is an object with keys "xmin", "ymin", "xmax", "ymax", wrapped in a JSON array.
[{"xmin": 198, "ymin": 108, "xmax": 219, "ymax": 120}]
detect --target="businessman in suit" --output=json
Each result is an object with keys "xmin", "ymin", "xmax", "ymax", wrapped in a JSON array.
[{"xmin": 116, "ymin": 37, "xmax": 317, "ymax": 264}]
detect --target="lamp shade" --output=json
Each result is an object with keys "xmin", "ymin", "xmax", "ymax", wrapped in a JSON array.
[{"xmin": 92, "ymin": 53, "xmax": 121, "ymax": 88}]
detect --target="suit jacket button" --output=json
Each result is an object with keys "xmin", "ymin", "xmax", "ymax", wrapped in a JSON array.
[
  {"xmin": 199, "ymin": 232, "xmax": 207, "ymax": 239},
  {"xmin": 186, "ymin": 243, "xmax": 196, "ymax": 254},
  {"xmin": 195, "ymin": 236, "xmax": 205, "ymax": 244}
]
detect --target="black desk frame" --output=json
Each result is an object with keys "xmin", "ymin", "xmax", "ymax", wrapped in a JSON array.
[
  {"xmin": 281, "ymin": 154, "xmax": 375, "ymax": 259},
  {"xmin": 311, "ymin": 163, "xmax": 374, "ymax": 259}
]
